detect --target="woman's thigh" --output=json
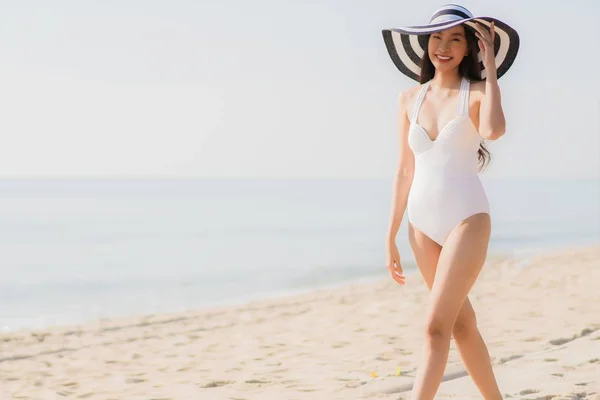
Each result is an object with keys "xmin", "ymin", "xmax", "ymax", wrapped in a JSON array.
[
  {"xmin": 408, "ymin": 223, "xmax": 441, "ymax": 289},
  {"xmin": 426, "ymin": 213, "xmax": 491, "ymax": 330}
]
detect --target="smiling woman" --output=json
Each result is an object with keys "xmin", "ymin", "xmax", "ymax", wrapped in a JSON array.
[
  {"xmin": 418, "ymin": 23, "xmax": 491, "ymax": 169},
  {"xmin": 382, "ymin": 7, "xmax": 519, "ymax": 81},
  {"xmin": 423, "ymin": 25, "xmax": 482, "ymax": 83},
  {"xmin": 381, "ymin": 4, "xmax": 520, "ymax": 400}
]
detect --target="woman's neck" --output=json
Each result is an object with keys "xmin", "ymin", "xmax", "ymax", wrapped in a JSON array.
[{"xmin": 430, "ymin": 70, "xmax": 462, "ymax": 91}]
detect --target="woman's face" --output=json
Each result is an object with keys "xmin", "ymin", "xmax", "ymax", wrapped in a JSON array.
[{"xmin": 427, "ymin": 25, "xmax": 469, "ymax": 72}]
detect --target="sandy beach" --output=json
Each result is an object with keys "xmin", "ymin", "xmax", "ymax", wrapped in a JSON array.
[{"xmin": 2, "ymin": 244, "xmax": 599, "ymax": 400}]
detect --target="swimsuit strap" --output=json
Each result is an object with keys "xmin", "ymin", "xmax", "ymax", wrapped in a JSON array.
[
  {"xmin": 458, "ymin": 77, "xmax": 470, "ymax": 116},
  {"xmin": 410, "ymin": 80, "xmax": 431, "ymax": 123},
  {"xmin": 411, "ymin": 78, "xmax": 469, "ymax": 122}
]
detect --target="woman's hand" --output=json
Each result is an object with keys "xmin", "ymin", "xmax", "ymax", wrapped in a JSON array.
[
  {"xmin": 472, "ymin": 21, "xmax": 497, "ymax": 76},
  {"xmin": 386, "ymin": 241, "xmax": 406, "ymax": 285}
]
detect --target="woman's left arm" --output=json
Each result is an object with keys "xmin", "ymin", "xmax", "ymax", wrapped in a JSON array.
[
  {"xmin": 473, "ymin": 21, "xmax": 506, "ymax": 140},
  {"xmin": 479, "ymin": 79, "xmax": 506, "ymax": 140}
]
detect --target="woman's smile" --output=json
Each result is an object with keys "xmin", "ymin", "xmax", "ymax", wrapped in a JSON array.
[{"xmin": 435, "ymin": 54, "xmax": 453, "ymax": 63}]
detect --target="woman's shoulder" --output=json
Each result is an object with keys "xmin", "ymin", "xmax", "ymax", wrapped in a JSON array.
[{"xmin": 399, "ymin": 83, "xmax": 426, "ymax": 111}]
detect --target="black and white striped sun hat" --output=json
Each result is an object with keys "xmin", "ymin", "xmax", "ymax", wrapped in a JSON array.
[{"xmin": 382, "ymin": 4, "xmax": 520, "ymax": 81}]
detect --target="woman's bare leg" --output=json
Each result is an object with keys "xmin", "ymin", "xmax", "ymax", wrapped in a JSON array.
[
  {"xmin": 407, "ymin": 213, "xmax": 497, "ymax": 400},
  {"xmin": 453, "ymin": 300, "xmax": 503, "ymax": 399},
  {"xmin": 408, "ymin": 223, "xmax": 503, "ymax": 399}
]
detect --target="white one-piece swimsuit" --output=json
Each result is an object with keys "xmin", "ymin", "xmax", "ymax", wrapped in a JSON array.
[{"xmin": 406, "ymin": 77, "xmax": 490, "ymax": 246}]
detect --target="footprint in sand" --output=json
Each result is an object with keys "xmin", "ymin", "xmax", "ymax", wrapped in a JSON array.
[
  {"xmin": 245, "ymin": 379, "xmax": 270, "ymax": 384},
  {"xmin": 550, "ymin": 327, "xmax": 598, "ymax": 346},
  {"xmin": 332, "ymin": 342, "xmax": 350, "ymax": 349},
  {"xmin": 519, "ymin": 389, "xmax": 539, "ymax": 395},
  {"xmin": 498, "ymin": 354, "xmax": 523, "ymax": 364},
  {"xmin": 550, "ymin": 336, "xmax": 576, "ymax": 346},
  {"xmin": 125, "ymin": 378, "xmax": 146, "ymax": 384},
  {"xmin": 524, "ymin": 336, "xmax": 543, "ymax": 342},
  {"xmin": 558, "ymin": 393, "xmax": 588, "ymax": 400},
  {"xmin": 551, "ymin": 393, "xmax": 588, "ymax": 400},
  {"xmin": 581, "ymin": 327, "xmax": 597, "ymax": 335},
  {"xmin": 201, "ymin": 380, "xmax": 234, "ymax": 388}
]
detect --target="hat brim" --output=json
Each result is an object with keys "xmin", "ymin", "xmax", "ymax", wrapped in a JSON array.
[{"xmin": 382, "ymin": 17, "xmax": 519, "ymax": 81}]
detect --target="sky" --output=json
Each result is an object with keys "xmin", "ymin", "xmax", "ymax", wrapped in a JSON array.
[{"xmin": 0, "ymin": 0, "xmax": 598, "ymax": 179}]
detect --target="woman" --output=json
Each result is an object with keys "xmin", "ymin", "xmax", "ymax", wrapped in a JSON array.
[{"xmin": 381, "ymin": 4, "xmax": 520, "ymax": 400}]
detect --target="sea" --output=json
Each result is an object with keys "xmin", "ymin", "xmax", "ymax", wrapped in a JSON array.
[{"xmin": 0, "ymin": 177, "xmax": 598, "ymax": 332}]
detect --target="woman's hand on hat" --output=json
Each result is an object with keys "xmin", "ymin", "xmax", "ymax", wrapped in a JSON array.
[{"xmin": 473, "ymin": 21, "xmax": 496, "ymax": 71}]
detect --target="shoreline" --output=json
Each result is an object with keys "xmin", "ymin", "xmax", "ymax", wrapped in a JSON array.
[
  {"xmin": 2, "ymin": 243, "xmax": 599, "ymax": 399},
  {"xmin": 2, "ymin": 241, "xmax": 596, "ymax": 336}
]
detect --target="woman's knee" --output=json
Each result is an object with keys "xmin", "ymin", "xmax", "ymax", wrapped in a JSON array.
[{"xmin": 425, "ymin": 315, "xmax": 454, "ymax": 342}]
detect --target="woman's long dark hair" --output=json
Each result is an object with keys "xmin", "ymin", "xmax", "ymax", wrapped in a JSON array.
[{"xmin": 419, "ymin": 26, "xmax": 491, "ymax": 171}]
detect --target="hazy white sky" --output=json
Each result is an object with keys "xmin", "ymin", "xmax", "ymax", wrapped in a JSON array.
[{"xmin": 0, "ymin": 0, "xmax": 598, "ymax": 179}]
